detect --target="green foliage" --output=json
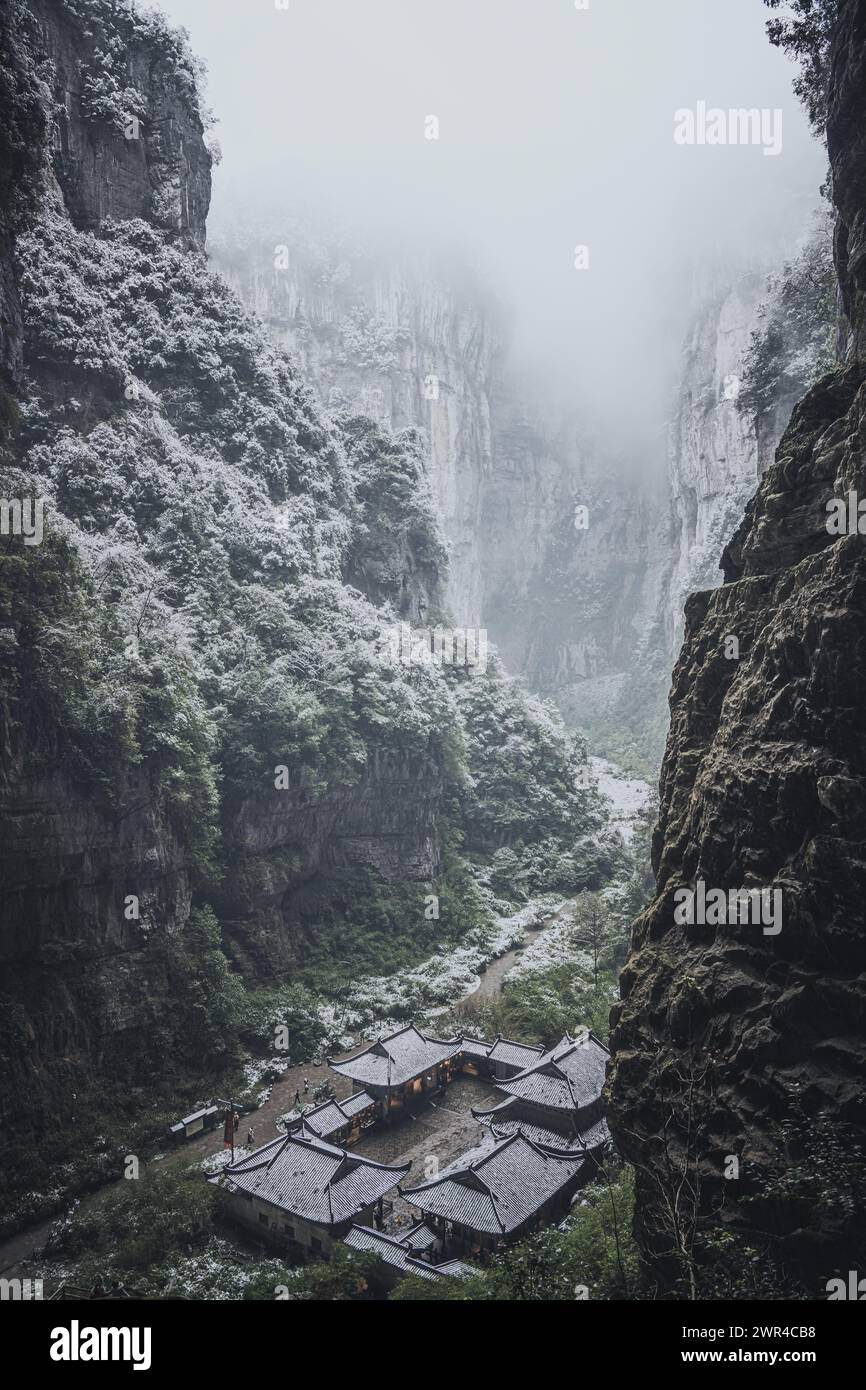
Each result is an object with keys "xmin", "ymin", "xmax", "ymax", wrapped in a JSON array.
[
  {"xmin": 235, "ymin": 981, "xmax": 328, "ymax": 1061},
  {"xmin": 336, "ymin": 305, "xmax": 401, "ymax": 371},
  {"xmin": 455, "ymin": 655, "xmax": 609, "ymax": 852},
  {"xmin": 738, "ymin": 221, "xmax": 837, "ymax": 421},
  {"xmin": 0, "ymin": 0, "xmax": 49, "ymax": 236},
  {"xmin": 262, "ymin": 1245, "xmax": 394, "ymax": 1301},
  {"xmin": 499, "ymin": 962, "xmax": 614, "ymax": 1045},
  {"xmin": 489, "ymin": 846, "xmax": 522, "ymax": 895},
  {"xmin": 161, "ymin": 907, "xmax": 246, "ymax": 1067},
  {"xmin": 341, "ymin": 413, "xmax": 447, "ymax": 609},
  {"xmin": 295, "ymin": 853, "xmax": 486, "ymax": 994},
  {"xmin": 0, "ymin": 502, "xmax": 219, "ymax": 866},
  {"xmin": 391, "ymin": 1166, "xmax": 639, "ymax": 1301},
  {"xmin": 764, "ymin": 0, "xmax": 835, "ymax": 136},
  {"xmin": 46, "ymin": 1163, "xmax": 216, "ymax": 1273}
]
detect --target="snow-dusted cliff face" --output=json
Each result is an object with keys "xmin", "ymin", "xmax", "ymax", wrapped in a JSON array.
[
  {"xmin": 481, "ymin": 389, "xmax": 672, "ymax": 767},
  {"xmin": 209, "ymin": 220, "xmax": 500, "ymax": 626},
  {"xmin": 610, "ymin": 0, "xmax": 866, "ymax": 1290},
  {"xmin": 213, "ymin": 215, "xmax": 824, "ymax": 772},
  {"xmin": 210, "ymin": 221, "xmax": 670, "ymax": 761},
  {"xmin": 665, "ymin": 276, "xmax": 789, "ymax": 656},
  {"xmin": 665, "ymin": 228, "xmax": 835, "ymax": 660}
]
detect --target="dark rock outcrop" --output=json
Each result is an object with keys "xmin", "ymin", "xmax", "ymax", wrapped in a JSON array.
[
  {"xmin": 609, "ymin": 0, "xmax": 866, "ymax": 1292},
  {"xmin": 30, "ymin": 0, "xmax": 211, "ymax": 246}
]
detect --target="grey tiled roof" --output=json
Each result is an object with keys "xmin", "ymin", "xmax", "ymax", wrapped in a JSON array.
[
  {"xmin": 458, "ymin": 1034, "xmax": 544, "ymax": 1068},
  {"xmin": 495, "ymin": 1030, "xmax": 609, "ymax": 1112},
  {"xmin": 301, "ymin": 1090, "xmax": 375, "ymax": 1140},
  {"xmin": 433, "ymin": 1259, "xmax": 475, "ymax": 1278},
  {"xmin": 344, "ymin": 1225, "xmax": 443, "ymax": 1280},
  {"xmin": 400, "ymin": 1221, "xmax": 439, "ymax": 1252},
  {"xmin": 329, "ymin": 1025, "xmax": 461, "ymax": 1089},
  {"xmin": 344, "ymin": 1223, "xmax": 470, "ymax": 1281},
  {"xmin": 224, "ymin": 1130, "xmax": 408, "ymax": 1227},
  {"xmin": 340, "ymin": 1090, "xmax": 376, "ymax": 1118},
  {"xmin": 474, "ymin": 1096, "xmax": 611, "ymax": 1155},
  {"xmin": 486, "ymin": 1036, "xmax": 546, "ymax": 1068},
  {"xmin": 574, "ymin": 1114, "xmax": 611, "ymax": 1150},
  {"xmin": 343, "ymin": 1224, "xmax": 472, "ymax": 1283},
  {"xmin": 402, "ymin": 1131, "xmax": 584, "ymax": 1235}
]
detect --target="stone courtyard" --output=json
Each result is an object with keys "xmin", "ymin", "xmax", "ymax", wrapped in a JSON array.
[{"xmin": 352, "ymin": 1075, "xmax": 502, "ymax": 1227}]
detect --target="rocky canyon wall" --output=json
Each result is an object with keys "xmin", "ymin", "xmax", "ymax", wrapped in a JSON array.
[
  {"xmin": 210, "ymin": 216, "xmax": 499, "ymax": 627},
  {"xmin": 0, "ymin": 0, "xmax": 455, "ymax": 1138},
  {"xmin": 609, "ymin": 0, "xmax": 866, "ymax": 1292},
  {"xmin": 216, "ymin": 211, "xmax": 812, "ymax": 772}
]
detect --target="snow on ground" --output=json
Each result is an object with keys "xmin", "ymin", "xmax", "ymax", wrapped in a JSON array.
[
  {"xmin": 243, "ymin": 1056, "xmax": 290, "ymax": 1089},
  {"xmin": 201, "ymin": 1146, "xmax": 251, "ymax": 1175},
  {"xmin": 589, "ymin": 757, "xmax": 652, "ymax": 842},
  {"xmin": 154, "ymin": 1241, "xmax": 293, "ymax": 1300},
  {"xmin": 317, "ymin": 896, "xmax": 566, "ymax": 1044},
  {"xmin": 507, "ymin": 905, "xmax": 593, "ymax": 980}
]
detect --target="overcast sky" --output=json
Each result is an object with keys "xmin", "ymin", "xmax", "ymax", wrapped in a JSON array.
[{"xmin": 155, "ymin": 0, "xmax": 826, "ymax": 449}]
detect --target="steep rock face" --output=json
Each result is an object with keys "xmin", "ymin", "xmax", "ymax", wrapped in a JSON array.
[
  {"xmin": 211, "ymin": 224, "xmax": 498, "ymax": 625},
  {"xmin": 0, "ymin": 715, "xmax": 193, "ymax": 1131},
  {"xmin": 30, "ymin": 0, "xmax": 210, "ymax": 245},
  {"xmin": 217, "ymin": 219, "xmax": 812, "ymax": 773},
  {"xmin": 0, "ymin": 1, "xmax": 452, "ymax": 1138},
  {"xmin": 609, "ymin": 0, "xmax": 866, "ymax": 1288},
  {"xmin": 217, "ymin": 747, "xmax": 443, "ymax": 977},
  {"xmin": 482, "ymin": 390, "xmax": 671, "ymax": 760},
  {"xmin": 664, "ymin": 274, "xmax": 796, "ymax": 656}
]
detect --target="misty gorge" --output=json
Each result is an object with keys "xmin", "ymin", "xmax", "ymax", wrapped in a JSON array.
[{"xmin": 0, "ymin": 0, "xmax": 864, "ymax": 1339}]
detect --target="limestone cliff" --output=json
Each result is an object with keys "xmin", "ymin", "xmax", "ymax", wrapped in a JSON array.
[
  {"xmin": 0, "ymin": 0, "xmax": 455, "ymax": 1139},
  {"xmin": 609, "ymin": 0, "xmax": 866, "ymax": 1293},
  {"xmin": 665, "ymin": 275, "xmax": 775, "ymax": 657},
  {"xmin": 215, "ymin": 211, "xmax": 822, "ymax": 775},
  {"xmin": 210, "ymin": 214, "xmax": 499, "ymax": 627}
]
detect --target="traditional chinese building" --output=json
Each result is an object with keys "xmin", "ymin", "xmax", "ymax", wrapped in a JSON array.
[
  {"xmin": 472, "ymin": 1030, "xmax": 611, "ymax": 1159},
  {"xmin": 328, "ymin": 1024, "xmax": 463, "ymax": 1115},
  {"xmin": 458, "ymin": 1034, "xmax": 545, "ymax": 1080},
  {"xmin": 220, "ymin": 1128, "xmax": 409, "ymax": 1258},
  {"xmin": 343, "ymin": 1222, "xmax": 473, "ymax": 1286},
  {"xmin": 401, "ymin": 1131, "xmax": 586, "ymax": 1260},
  {"xmin": 282, "ymin": 1090, "xmax": 376, "ymax": 1146}
]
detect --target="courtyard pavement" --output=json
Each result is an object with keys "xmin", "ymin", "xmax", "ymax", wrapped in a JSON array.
[{"xmin": 352, "ymin": 1075, "xmax": 502, "ymax": 1231}]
